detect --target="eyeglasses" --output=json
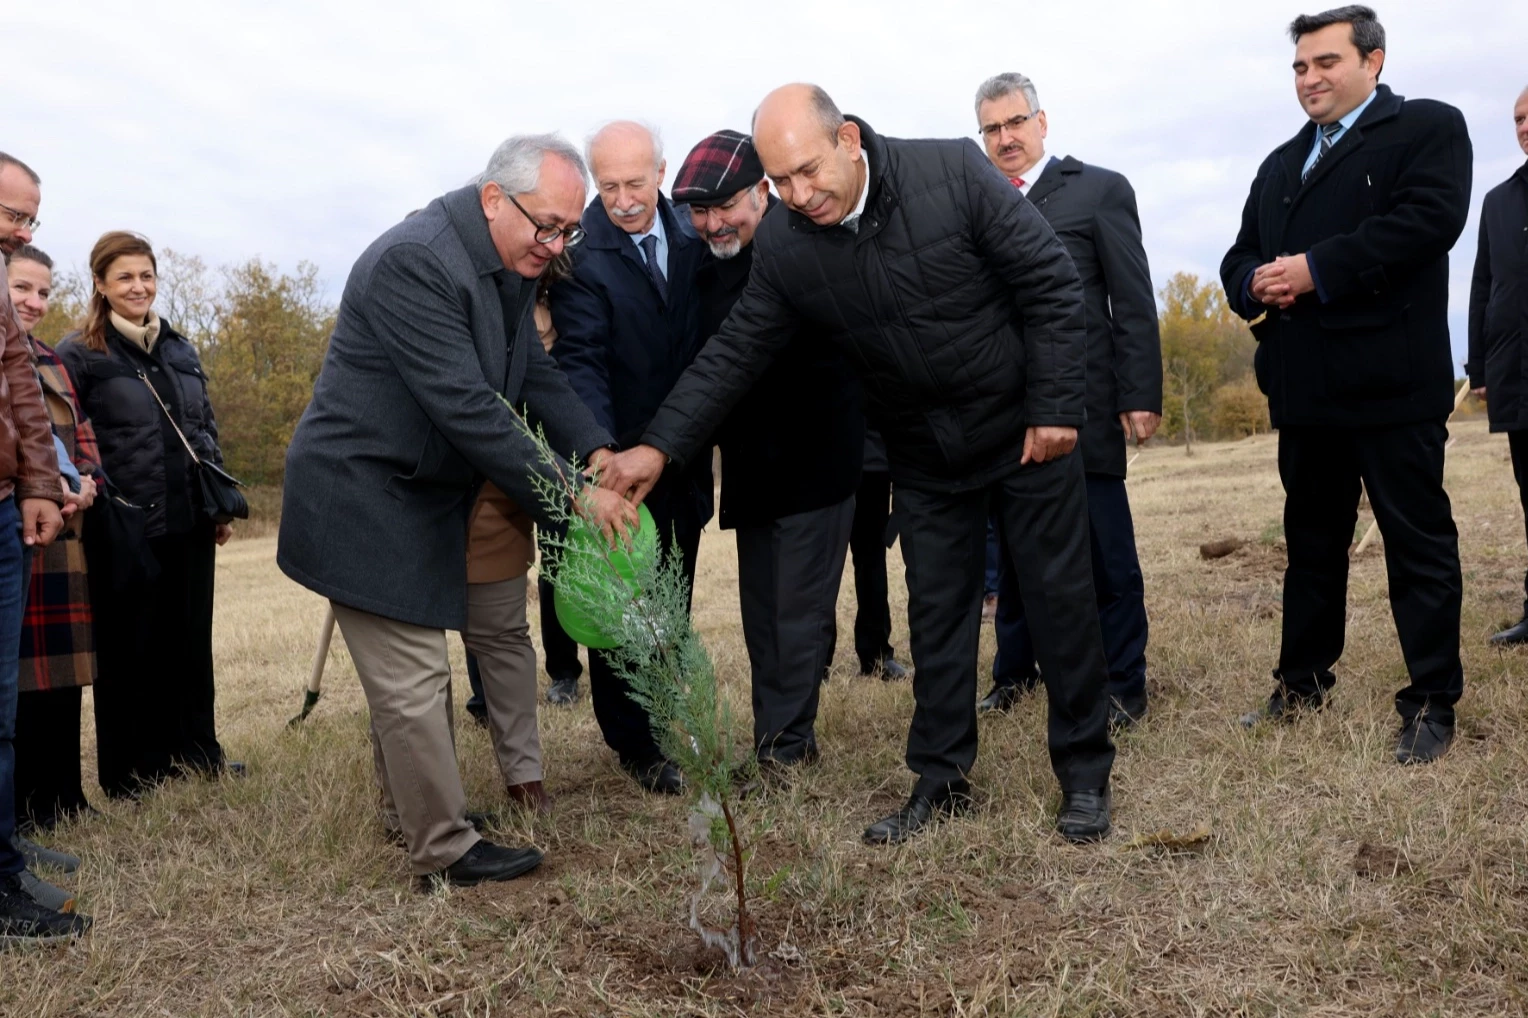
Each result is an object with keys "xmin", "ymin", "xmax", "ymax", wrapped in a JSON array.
[
  {"xmin": 504, "ymin": 190, "xmax": 584, "ymax": 248},
  {"xmin": 979, "ymin": 110, "xmax": 1042, "ymax": 139},
  {"xmin": 0, "ymin": 199, "xmax": 39, "ymax": 233}
]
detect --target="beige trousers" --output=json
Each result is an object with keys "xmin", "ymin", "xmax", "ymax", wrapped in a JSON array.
[
  {"xmin": 331, "ymin": 601, "xmax": 479, "ymax": 876},
  {"xmin": 462, "ymin": 575, "xmax": 542, "ymax": 785}
]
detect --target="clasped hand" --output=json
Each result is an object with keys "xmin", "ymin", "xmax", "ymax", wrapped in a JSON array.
[
  {"xmin": 577, "ymin": 446, "xmax": 654, "ymax": 546},
  {"xmin": 1251, "ymin": 254, "xmax": 1315, "ymax": 309}
]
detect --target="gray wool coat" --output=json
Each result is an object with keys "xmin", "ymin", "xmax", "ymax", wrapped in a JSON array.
[{"xmin": 278, "ymin": 185, "xmax": 613, "ymax": 630}]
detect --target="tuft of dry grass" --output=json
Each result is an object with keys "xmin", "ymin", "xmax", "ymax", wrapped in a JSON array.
[{"xmin": 4, "ymin": 418, "xmax": 1528, "ymax": 1016}]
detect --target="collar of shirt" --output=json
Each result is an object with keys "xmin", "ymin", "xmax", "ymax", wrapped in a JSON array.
[
  {"xmin": 1014, "ymin": 153, "xmax": 1055, "ymax": 196},
  {"xmin": 629, "ymin": 205, "xmax": 669, "ymax": 277},
  {"xmin": 1303, "ymin": 87, "xmax": 1378, "ymax": 173},
  {"xmin": 840, "ymin": 151, "xmax": 873, "ymax": 232}
]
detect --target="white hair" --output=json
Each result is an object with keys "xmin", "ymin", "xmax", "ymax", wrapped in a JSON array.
[
  {"xmin": 973, "ymin": 72, "xmax": 1040, "ymax": 123},
  {"xmin": 476, "ymin": 133, "xmax": 587, "ymax": 197},
  {"xmin": 584, "ymin": 120, "xmax": 664, "ymax": 176}
]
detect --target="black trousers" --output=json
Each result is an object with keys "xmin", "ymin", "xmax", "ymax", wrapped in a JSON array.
[
  {"xmin": 92, "ymin": 521, "xmax": 224, "ymax": 798},
  {"xmin": 1276, "ymin": 423, "xmax": 1463, "ymax": 722},
  {"xmin": 737, "ymin": 497, "xmax": 854, "ymax": 762},
  {"xmin": 1509, "ymin": 430, "xmax": 1528, "ymax": 618},
  {"xmin": 993, "ymin": 475, "xmax": 1149, "ymax": 700},
  {"xmin": 588, "ymin": 488, "xmax": 704, "ymax": 767},
  {"xmin": 13, "ymin": 686, "xmax": 90, "ymax": 831},
  {"xmin": 896, "ymin": 452, "xmax": 1114, "ymax": 796},
  {"xmin": 538, "ymin": 572, "xmax": 583, "ymax": 684},
  {"xmin": 846, "ymin": 470, "xmax": 894, "ymax": 670}
]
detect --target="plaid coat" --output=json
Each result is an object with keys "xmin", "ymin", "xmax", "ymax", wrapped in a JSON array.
[{"xmin": 19, "ymin": 337, "xmax": 101, "ymax": 692}]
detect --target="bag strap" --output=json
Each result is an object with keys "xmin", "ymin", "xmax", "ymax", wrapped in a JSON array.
[{"xmin": 136, "ymin": 370, "xmax": 203, "ymax": 467}]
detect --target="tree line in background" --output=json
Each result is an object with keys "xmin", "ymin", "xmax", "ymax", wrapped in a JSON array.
[
  {"xmin": 33, "ymin": 252, "xmax": 335, "ymax": 486},
  {"xmin": 29, "ymin": 259, "xmax": 1476, "ymax": 482}
]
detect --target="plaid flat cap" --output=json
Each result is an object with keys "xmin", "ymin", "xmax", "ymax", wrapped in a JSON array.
[{"xmin": 672, "ymin": 130, "xmax": 765, "ymax": 207}]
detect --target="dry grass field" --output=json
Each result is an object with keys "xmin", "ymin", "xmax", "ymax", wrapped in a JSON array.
[{"xmin": 4, "ymin": 418, "xmax": 1528, "ymax": 1017}]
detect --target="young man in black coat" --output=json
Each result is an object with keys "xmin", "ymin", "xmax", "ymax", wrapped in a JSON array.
[
  {"xmin": 670, "ymin": 130, "xmax": 864, "ymax": 770},
  {"xmin": 971, "ymin": 73, "xmax": 1162, "ymax": 729},
  {"xmin": 602, "ymin": 84, "xmax": 1116, "ymax": 846},
  {"xmin": 1220, "ymin": 6, "xmax": 1472, "ymax": 763},
  {"xmin": 1467, "ymin": 86, "xmax": 1528, "ymax": 647},
  {"xmin": 549, "ymin": 121, "xmax": 712, "ymax": 796}
]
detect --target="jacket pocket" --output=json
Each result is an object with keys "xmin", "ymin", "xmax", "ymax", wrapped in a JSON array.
[
  {"xmin": 1318, "ymin": 307, "xmax": 1415, "ymax": 401},
  {"xmin": 384, "ymin": 428, "xmax": 475, "ymax": 500}
]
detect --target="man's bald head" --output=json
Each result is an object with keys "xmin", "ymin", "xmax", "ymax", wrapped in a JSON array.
[
  {"xmin": 752, "ymin": 84, "xmax": 866, "ymax": 228},
  {"xmin": 1515, "ymin": 85, "xmax": 1528, "ymax": 157},
  {"xmin": 586, "ymin": 120, "xmax": 667, "ymax": 235}
]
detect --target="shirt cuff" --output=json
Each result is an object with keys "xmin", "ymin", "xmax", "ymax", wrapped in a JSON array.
[
  {"xmin": 1241, "ymin": 267, "xmax": 1259, "ymax": 311},
  {"xmin": 1307, "ymin": 254, "xmax": 1329, "ymax": 304}
]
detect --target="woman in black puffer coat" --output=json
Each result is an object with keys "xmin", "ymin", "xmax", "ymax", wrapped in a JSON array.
[{"xmin": 57, "ymin": 231, "xmax": 238, "ymax": 798}]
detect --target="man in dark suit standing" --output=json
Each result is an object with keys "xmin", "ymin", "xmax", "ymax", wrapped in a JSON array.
[
  {"xmin": 670, "ymin": 130, "xmax": 864, "ymax": 770},
  {"xmin": 550, "ymin": 121, "xmax": 712, "ymax": 795},
  {"xmin": 970, "ymin": 73, "xmax": 1162, "ymax": 729},
  {"xmin": 280, "ymin": 135, "xmax": 633, "ymax": 887},
  {"xmin": 1220, "ymin": 6, "xmax": 1471, "ymax": 763},
  {"xmin": 1466, "ymin": 87, "xmax": 1528, "ymax": 647},
  {"xmin": 601, "ymin": 84, "xmax": 1115, "ymax": 845}
]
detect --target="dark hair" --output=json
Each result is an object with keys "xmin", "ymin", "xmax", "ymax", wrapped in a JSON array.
[
  {"xmin": 0, "ymin": 152, "xmax": 40, "ymax": 186},
  {"xmin": 82, "ymin": 231, "xmax": 158, "ymax": 352},
  {"xmin": 1288, "ymin": 6, "xmax": 1386, "ymax": 61},
  {"xmin": 9, "ymin": 244, "xmax": 51, "ymax": 270},
  {"xmin": 536, "ymin": 251, "xmax": 572, "ymax": 301}
]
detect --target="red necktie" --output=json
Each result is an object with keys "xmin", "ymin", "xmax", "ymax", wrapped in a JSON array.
[{"xmin": 1010, "ymin": 177, "xmax": 1025, "ymax": 188}]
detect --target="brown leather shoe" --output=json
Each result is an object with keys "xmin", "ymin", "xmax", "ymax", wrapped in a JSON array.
[{"xmin": 506, "ymin": 781, "xmax": 553, "ymax": 815}]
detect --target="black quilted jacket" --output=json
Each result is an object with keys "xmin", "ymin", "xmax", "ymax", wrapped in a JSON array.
[{"xmin": 642, "ymin": 116, "xmax": 1087, "ymax": 492}]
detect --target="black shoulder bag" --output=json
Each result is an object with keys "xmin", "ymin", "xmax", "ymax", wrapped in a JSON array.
[{"xmin": 137, "ymin": 371, "xmax": 249, "ymax": 524}]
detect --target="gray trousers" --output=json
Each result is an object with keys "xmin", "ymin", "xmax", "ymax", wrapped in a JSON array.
[{"xmin": 736, "ymin": 496, "xmax": 855, "ymax": 762}]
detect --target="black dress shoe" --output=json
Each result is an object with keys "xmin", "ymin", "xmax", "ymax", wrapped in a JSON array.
[
  {"xmin": 546, "ymin": 678, "xmax": 580, "ymax": 705},
  {"xmin": 1056, "ymin": 787, "xmax": 1111, "ymax": 843},
  {"xmin": 224, "ymin": 761, "xmax": 248, "ymax": 779},
  {"xmin": 863, "ymin": 789, "xmax": 971, "ymax": 845},
  {"xmin": 978, "ymin": 681, "xmax": 1025, "ymax": 714},
  {"xmin": 1489, "ymin": 617, "xmax": 1528, "ymax": 647},
  {"xmin": 1239, "ymin": 686, "xmax": 1326, "ymax": 728},
  {"xmin": 427, "ymin": 840, "xmax": 543, "ymax": 889},
  {"xmin": 1109, "ymin": 693, "xmax": 1149, "ymax": 731},
  {"xmin": 859, "ymin": 656, "xmax": 909, "ymax": 681},
  {"xmin": 1395, "ymin": 715, "xmax": 1454, "ymax": 765},
  {"xmin": 622, "ymin": 758, "xmax": 684, "ymax": 795}
]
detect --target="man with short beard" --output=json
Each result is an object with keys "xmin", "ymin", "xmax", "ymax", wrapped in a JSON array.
[
  {"xmin": 550, "ymin": 121, "xmax": 711, "ymax": 795},
  {"xmin": 671, "ymin": 131, "xmax": 863, "ymax": 771}
]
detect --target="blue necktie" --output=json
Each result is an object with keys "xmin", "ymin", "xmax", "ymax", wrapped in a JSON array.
[
  {"xmin": 1303, "ymin": 122, "xmax": 1343, "ymax": 182},
  {"xmin": 639, "ymin": 234, "xmax": 668, "ymax": 304}
]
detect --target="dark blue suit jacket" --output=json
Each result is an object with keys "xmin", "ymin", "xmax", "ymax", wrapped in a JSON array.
[{"xmin": 550, "ymin": 194, "xmax": 714, "ymax": 525}]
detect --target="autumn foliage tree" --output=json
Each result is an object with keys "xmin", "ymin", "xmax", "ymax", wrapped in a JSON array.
[
  {"xmin": 31, "ymin": 251, "xmax": 333, "ymax": 487},
  {"xmin": 1156, "ymin": 272, "xmax": 1260, "ymax": 453}
]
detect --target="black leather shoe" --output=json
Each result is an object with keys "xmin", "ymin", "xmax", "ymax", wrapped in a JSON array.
[
  {"xmin": 623, "ymin": 758, "xmax": 684, "ymax": 795},
  {"xmin": 859, "ymin": 656, "xmax": 909, "ymax": 681},
  {"xmin": 1056, "ymin": 787, "xmax": 1111, "ymax": 843},
  {"xmin": 1239, "ymin": 686, "xmax": 1326, "ymax": 728},
  {"xmin": 427, "ymin": 840, "xmax": 543, "ymax": 889},
  {"xmin": 1109, "ymin": 693, "xmax": 1149, "ymax": 732},
  {"xmin": 863, "ymin": 789, "xmax": 971, "ymax": 845},
  {"xmin": 1489, "ymin": 617, "xmax": 1528, "ymax": 647},
  {"xmin": 224, "ymin": 761, "xmax": 248, "ymax": 779},
  {"xmin": 1395, "ymin": 715, "xmax": 1454, "ymax": 765},
  {"xmin": 546, "ymin": 678, "xmax": 580, "ymax": 705},
  {"xmin": 978, "ymin": 681, "xmax": 1025, "ymax": 714}
]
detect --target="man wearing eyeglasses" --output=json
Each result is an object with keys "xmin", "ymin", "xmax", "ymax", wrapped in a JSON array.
[
  {"xmin": 0, "ymin": 152, "xmax": 77, "ymax": 943},
  {"xmin": 548, "ymin": 121, "xmax": 712, "ymax": 796},
  {"xmin": 972, "ymin": 74, "xmax": 1162, "ymax": 734},
  {"xmin": 279, "ymin": 134, "xmax": 632, "ymax": 890}
]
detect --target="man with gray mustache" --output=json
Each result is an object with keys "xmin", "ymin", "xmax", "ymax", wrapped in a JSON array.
[{"xmin": 549, "ymin": 121, "xmax": 712, "ymax": 795}]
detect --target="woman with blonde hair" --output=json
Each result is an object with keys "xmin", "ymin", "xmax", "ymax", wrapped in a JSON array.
[{"xmin": 58, "ymin": 231, "xmax": 240, "ymax": 799}]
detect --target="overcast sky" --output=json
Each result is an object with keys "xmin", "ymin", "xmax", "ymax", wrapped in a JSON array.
[{"xmin": 14, "ymin": 1, "xmax": 1528, "ymax": 367}]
